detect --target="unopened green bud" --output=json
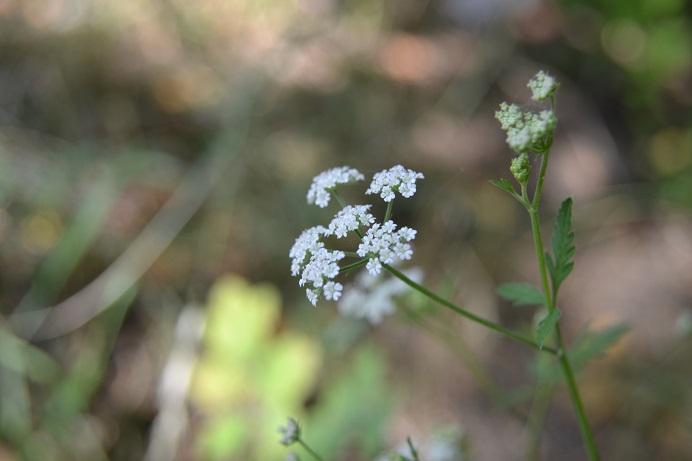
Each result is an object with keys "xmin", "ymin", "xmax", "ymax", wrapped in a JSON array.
[{"xmin": 510, "ymin": 154, "xmax": 530, "ymax": 184}]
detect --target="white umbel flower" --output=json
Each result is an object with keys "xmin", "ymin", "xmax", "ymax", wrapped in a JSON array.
[
  {"xmin": 527, "ymin": 70, "xmax": 558, "ymax": 101},
  {"xmin": 328, "ymin": 205, "xmax": 375, "ymax": 238},
  {"xmin": 278, "ymin": 418, "xmax": 301, "ymax": 446},
  {"xmin": 306, "ymin": 166, "xmax": 364, "ymax": 208},
  {"xmin": 338, "ymin": 268, "xmax": 422, "ymax": 324},
  {"xmin": 357, "ymin": 220, "xmax": 417, "ymax": 276},
  {"xmin": 497, "ymin": 106, "xmax": 557, "ymax": 153},
  {"xmin": 322, "ymin": 281, "xmax": 343, "ymax": 301},
  {"xmin": 289, "ymin": 226, "xmax": 328, "ymax": 277},
  {"xmin": 366, "ymin": 165, "xmax": 424, "ymax": 202}
]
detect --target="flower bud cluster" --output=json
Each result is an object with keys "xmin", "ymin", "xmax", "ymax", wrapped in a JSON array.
[
  {"xmin": 495, "ymin": 104, "xmax": 556, "ymax": 154},
  {"xmin": 527, "ymin": 70, "xmax": 558, "ymax": 101}
]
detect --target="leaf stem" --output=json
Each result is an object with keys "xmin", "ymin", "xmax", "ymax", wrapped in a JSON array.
[
  {"xmin": 298, "ymin": 439, "xmax": 324, "ymax": 461},
  {"xmin": 383, "ymin": 264, "xmax": 557, "ymax": 354},
  {"xmin": 527, "ymin": 152, "xmax": 601, "ymax": 461}
]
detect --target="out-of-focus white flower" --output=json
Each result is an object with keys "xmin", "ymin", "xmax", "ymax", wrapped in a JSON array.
[
  {"xmin": 366, "ymin": 165, "xmax": 424, "ymax": 202},
  {"xmin": 527, "ymin": 70, "xmax": 558, "ymax": 101},
  {"xmin": 285, "ymin": 453, "xmax": 300, "ymax": 461},
  {"xmin": 339, "ymin": 268, "xmax": 423, "ymax": 324},
  {"xmin": 289, "ymin": 226, "xmax": 328, "ymax": 276},
  {"xmin": 328, "ymin": 205, "xmax": 375, "ymax": 238},
  {"xmin": 278, "ymin": 418, "xmax": 301, "ymax": 446},
  {"xmin": 357, "ymin": 220, "xmax": 417, "ymax": 276},
  {"xmin": 307, "ymin": 166, "xmax": 364, "ymax": 208},
  {"xmin": 323, "ymin": 281, "xmax": 343, "ymax": 301}
]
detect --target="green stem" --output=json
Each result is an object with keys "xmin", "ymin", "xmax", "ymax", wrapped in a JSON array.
[
  {"xmin": 383, "ymin": 264, "xmax": 557, "ymax": 354},
  {"xmin": 339, "ymin": 259, "xmax": 368, "ymax": 274},
  {"xmin": 527, "ymin": 153, "xmax": 601, "ymax": 461},
  {"xmin": 298, "ymin": 439, "xmax": 324, "ymax": 461},
  {"xmin": 406, "ymin": 437, "xmax": 420, "ymax": 461},
  {"xmin": 384, "ymin": 200, "xmax": 393, "ymax": 222}
]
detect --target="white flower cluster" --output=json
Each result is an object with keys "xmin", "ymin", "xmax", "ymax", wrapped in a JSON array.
[
  {"xmin": 495, "ymin": 103, "xmax": 556, "ymax": 153},
  {"xmin": 357, "ymin": 220, "xmax": 416, "ymax": 276},
  {"xmin": 291, "ymin": 165, "xmax": 423, "ymax": 307},
  {"xmin": 328, "ymin": 205, "xmax": 375, "ymax": 238},
  {"xmin": 366, "ymin": 165, "xmax": 424, "ymax": 202},
  {"xmin": 338, "ymin": 268, "xmax": 422, "ymax": 324},
  {"xmin": 289, "ymin": 225, "xmax": 345, "ymax": 305},
  {"xmin": 527, "ymin": 70, "xmax": 558, "ymax": 101},
  {"xmin": 278, "ymin": 418, "xmax": 301, "ymax": 446},
  {"xmin": 306, "ymin": 166, "xmax": 364, "ymax": 208}
]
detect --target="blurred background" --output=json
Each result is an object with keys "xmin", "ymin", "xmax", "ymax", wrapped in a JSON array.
[{"xmin": 1, "ymin": 0, "xmax": 691, "ymax": 460}]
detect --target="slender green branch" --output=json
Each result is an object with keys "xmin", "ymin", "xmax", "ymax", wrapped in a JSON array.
[
  {"xmin": 330, "ymin": 189, "xmax": 348, "ymax": 209},
  {"xmin": 298, "ymin": 439, "xmax": 324, "ymax": 461},
  {"xmin": 383, "ymin": 264, "xmax": 557, "ymax": 354},
  {"xmin": 384, "ymin": 200, "xmax": 393, "ymax": 222},
  {"xmin": 406, "ymin": 437, "xmax": 420, "ymax": 461},
  {"xmin": 339, "ymin": 259, "xmax": 368, "ymax": 274},
  {"xmin": 526, "ymin": 151, "xmax": 601, "ymax": 461}
]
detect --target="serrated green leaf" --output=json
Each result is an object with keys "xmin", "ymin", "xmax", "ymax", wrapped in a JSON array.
[
  {"xmin": 548, "ymin": 198, "xmax": 575, "ymax": 294},
  {"xmin": 536, "ymin": 309, "xmax": 561, "ymax": 348},
  {"xmin": 490, "ymin": 178, "xmax": 516, "ymax": 195},
  {"xmin": 497, "ymin": 283, "xmax": 545, "ymax": 306},
  {"xmin": 569, "ymin": 324, "xmax": 630, "ymax": 371}
]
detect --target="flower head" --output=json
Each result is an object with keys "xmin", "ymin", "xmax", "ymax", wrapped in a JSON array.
[
  {"xmin": 289, "ymin": 226, "xmax": 328, "ymax": 276},
  {"xmin": 298, "ymin": 247, "xmax": 345, "ymax": 305},
  {"xmin": 498, "ymin": 108, "xmax": 557, "ymax": 153},
  {"xmin": 357, "ymin": 220, "xmax": 417, "ymax": 276},
  {"xmin": 284, "ymin": 453, "xmax": 300, "ymax": 461},
  {"xmin": 527, "ymin": 70, "xmax": 558, "ymax": 101},
  {"xmin": 328, "ymin": 205, "xmax": 375, "ymax": 238},
  {"xmin": 278, "ymin": 418, "xmax": 301, "ymax": 446},
  {"xmin": 307, "ymin": 166, "xmax": 364, "ymax": 208},
  {"xmin": 366, "ymin": 165, "xmax": 424, "ymax": 202}
]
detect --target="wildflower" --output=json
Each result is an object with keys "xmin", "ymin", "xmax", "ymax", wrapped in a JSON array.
[
  {"xmin": 495, "ymin": 102, "xmax": 523, "ymax": 131},
  {"xmin": 527, "ymin": 70, "xmax": 558, "ymax": 101},
  {"xmin": 510, "ymin": 153, "xmax": 530, "ymax": 184},
  {"xmin": 328, "ymin": 205, "xmax": 375, "ymax": 238},
  {"xmin": 323, "ymin": 281, "xmax": 343, "ymax": 301},
  {"xmin": 498, "ymin": 108, "xmax": 557, "ymax": 153},
  {"xmin": 285, "ymin": 453, "xmax": 300, "ymax": 461},
  {"xmin": 338, "ymin": 268, "xmax": 423, "ymax": 324},
  {"xmin": 307, "ymin": 166, "xmax": 364, "ymax": 208},
  {"xmin": 366, "ymin": 165, "xmax": 424, "ymax": 202},
  {"xmin": 357, "ymin": 220, "xmax": 417, "ymax": 276},
  {"xmin": 278, "ymin": 418, "xmax": 301, "ymax": 446},
  {"xmin": 289, "ymin": 226, "xmax": 328, "ymax": 277},
  {"xmin": 298, "ymin": 247, "xmax": 345, "ymax": 306}
]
